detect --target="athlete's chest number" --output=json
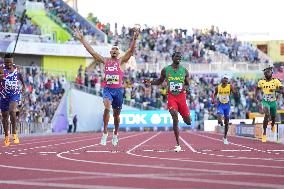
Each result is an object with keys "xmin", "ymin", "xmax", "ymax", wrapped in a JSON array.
[
  {"xmin": 170, "ymin": 82, "xmax": 182, "ymax": 92},
  {"xmin": 106, "ymin": 74, "xmax": 119, "ymax": 84},
  {"xmin": 5, "ymin": 80, "xmax": 18, "ymax": 91}
]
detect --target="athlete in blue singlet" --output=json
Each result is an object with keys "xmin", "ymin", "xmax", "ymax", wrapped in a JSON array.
[{"xmin": 0, "ymin": 53, "xmax": 25, "ymax": 146}]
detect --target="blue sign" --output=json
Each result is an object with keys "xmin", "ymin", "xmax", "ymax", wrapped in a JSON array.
[
  {"xmin": 108, "ymin": 110, "xmax": 195, "ymax": 128},
  {"xmin": 236, "ymin": 124, "xmax": 255, "ymax": 138}
]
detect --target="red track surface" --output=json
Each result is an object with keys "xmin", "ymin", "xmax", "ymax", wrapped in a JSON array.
[{"xmin": 0, "ymin": 131, "xmax": 284, "ymax": 189}]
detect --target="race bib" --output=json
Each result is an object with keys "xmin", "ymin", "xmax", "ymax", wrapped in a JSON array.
[
  {"xmin": 219, "ymin": 95, "xmax": 229, "ymax": 103},
  {"xmin": 106, "ymin": 74, "xmax": 119, "ymax": 85},
  {"xmin": 5, "ymin": 80, "xmax": 18, "ymax": 91},
  {"xmin": 169, "ymin": 82, "xmax": 182, "ymax": 92},
  {"xmin": 263, "ymin": 93, "xmax": 276, "ymax": 102}
]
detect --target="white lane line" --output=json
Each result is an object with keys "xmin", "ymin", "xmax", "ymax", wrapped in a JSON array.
[
  {"xmin": 142, "ymin": 149, "xmax": 185, "ymax": 152},
  {"xmin": 57, "ymin": 132, "xmax": 284, "ymax": 169},
  {"xmin": 39, "ymin": 152, "xmax": 57, "ymax": 154},
  {"xmin": 127, "ymin": 132, "xmax": 161, "ymax": 153},
  {"xmin": 0, "ymin": 166, "xmax": 283, "ymax": 189},
  {"xmin": 86, "ymin": 150, "xmax": 121, "ymax": 153},
  {"xmin": 57, "ymin": 132, "xmax": 147, "ymax": 155},
  {"xmin": 0, "ymin": 180, "xmax": 141, "ymax": 189},
  {"xmin": 190, "ymin": 132, "xmax": 282, "ymax": 155},
  {"xmin": 187, "ymin": 132, "xmax": 284, "ymax": 161},
  {"xmin": 180, "ymin": 136, "xmax": 196, "ymax": 152},
  {"xmin": 3, "ymin": 135, "xmax": 95, "ymax": 148},
  {"xmin": 221, "ymin": 150, "xmax": 252, "ymax": 152}
]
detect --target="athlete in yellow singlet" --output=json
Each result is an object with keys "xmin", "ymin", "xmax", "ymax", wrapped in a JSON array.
[
  {"xmin": 213, "ymin": 74, "xmax": 238, "ymax": 145},
  {"xmin": 255, "ymin": 65, "xmax": 284, "ymax": 142}
]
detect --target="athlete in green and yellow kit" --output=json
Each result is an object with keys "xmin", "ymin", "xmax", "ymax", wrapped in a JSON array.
[{"xmin": 255, "ymin": 65, "xmax": 284, "ymax": 142}]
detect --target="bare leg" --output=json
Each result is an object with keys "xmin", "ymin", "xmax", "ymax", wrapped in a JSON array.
[
  {"xmin": 224, "ymin": 117, "xmax": 229, "ymax": 139},
  {"xmin": 9, "ymin": 102, "xmax": 18, "ymax": 135},
  {"xmin": 113, "ymin": 108, "xmax": 121, "ymax": 135},
  {"xmin": 169, "ymin": 110, "xmax": 179, "ymax": 145},
  {"xmin": 103, "ymin": 99, "xmax": 111, "ymax": 134},
  {"xmin": 1, "ymin": 111, "xmax": 9, "ymax": 137}
]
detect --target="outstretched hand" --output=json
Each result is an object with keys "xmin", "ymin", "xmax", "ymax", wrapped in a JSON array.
[
  {"xmin": 73, "ymin": 27, "xmax": 84, "ymax": 41},
  {"xmin": 133, "ymin": 28, "xmax": 140, "ymax": 40}
]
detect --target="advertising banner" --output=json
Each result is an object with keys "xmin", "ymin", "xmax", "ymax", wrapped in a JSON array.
[
  {"xmin": 236, "ymin": 124, "xmax": 255, "ymax": 138},
  {"xmin": 108, "ymin": 110, "xmax": 195, "ymax": 129}
]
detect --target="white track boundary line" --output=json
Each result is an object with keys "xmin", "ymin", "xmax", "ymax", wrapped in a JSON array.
[
  {"xmin": 57, "ymin": 132, "xmax": 284, "ymax": 170},
  {"xmin": 190, "ymin": 132, "xmax": 284, "ymax": 153},
  {"xmin": 180, "ymin": 136, "xmax": 196, "ymax": 152},
  {"xmin": 0, "ymin": 180, "xmax": 140, "ymax": 189},
  {"xmin": 0, "ymin": 164, "xmax": 283, "ymax": 189},
  {"xmin": 127, "ymin": 132, "xmax": 161, "ymax": 153}
]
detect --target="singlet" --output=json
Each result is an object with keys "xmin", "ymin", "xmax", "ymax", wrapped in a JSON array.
[
  {"xmin": 217, "ymin": 84, "xmax": 231, "ymax": 104},
  {"xmin": 165, "ymin": 65, "xmax": 186, "ymax": 95},
  {"xmin": 103, "ymin": 59, "xmax": 123, "ymax": 88},
  {"xmin": 0, "ymin": 64, "xmax": 20, "ymax": 96},
  {"xmin": 258, "ymin": 78, "xmax": 282, "ymax": 102}
]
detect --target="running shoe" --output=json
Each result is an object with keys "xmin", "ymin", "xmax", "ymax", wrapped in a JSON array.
[
  {"xmin": 223, "ymin": 137, "xmax": 229, "ymax": 145},
  {"xmin": 100, "ymin": 133, "xmax": 108, "ymax": 146},
  {"xmin": 261, "ymin": 135, "xmax": 267, "ymax": 143},
  {"xmin": 13, "ymin": 134, "xmax": 20, "ymax": 144},
  {"xmin": 4, "ymin": 136, "xmax": 10, "ymax": 147},
  {"xmin": 174, "ymin": 145, "xmax": 182, "ymax": 152},
  {"xmin": 112, "ymin": 130, "xmax": 118, "ymax": 146}
]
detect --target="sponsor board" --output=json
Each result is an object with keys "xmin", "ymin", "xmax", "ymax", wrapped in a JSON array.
[
  {"xmin": 236, "ymin": 124, "xmax": 255, "ymax": 138},
  {"xmin": 108, "ymin": 110, "xmax": 195, "ymax": 128}
]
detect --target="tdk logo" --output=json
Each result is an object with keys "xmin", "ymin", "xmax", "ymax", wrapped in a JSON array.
[{"xmin": 109, "ymin": 113, "xmax": 186, "ymax": 125}]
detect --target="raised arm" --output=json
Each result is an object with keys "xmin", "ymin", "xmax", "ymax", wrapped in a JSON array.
[
  {"xmin": 144, "ymin": 68, "xmax": 166, "ymax": 86},
  {"xmin": 73, "ymin": 28, "xmax": 105, "ymax": 63},
  {"xmin": 120, "ymin": 28, "xmax": 139, "ymax": 64}
]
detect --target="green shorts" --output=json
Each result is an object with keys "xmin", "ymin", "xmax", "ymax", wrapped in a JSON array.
[{"xmin": 262, "ymin": 100, "xmax": 277, "ymax": 116}]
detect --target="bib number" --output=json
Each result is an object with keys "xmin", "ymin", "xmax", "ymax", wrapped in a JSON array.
[
  {"xmin": 106, "ymin": 74, "xmax": 119, "ymax": 85},
  {"xmin": 263, "ymin": 94, "xmax": 276, "ymax": 102},
  {"xmin": 5, "ymin": 80, "xmax": 18, "ymax": 91},
  {"xmin": 170, "ymin": 82, "xmax": 182, "ymax": 93},
  {"xmin": 219, "ymin": 95, "xmax": 229, "ymax": 103}
]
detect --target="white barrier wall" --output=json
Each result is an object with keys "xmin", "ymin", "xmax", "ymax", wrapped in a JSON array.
[{"xmin": 70, "ymin": 89, "xmax": 138, "ymax": 132}]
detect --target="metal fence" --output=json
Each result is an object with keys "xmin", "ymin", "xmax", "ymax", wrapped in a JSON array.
[{"xmin": 0, "ymin": 121, "xmax": 51, "ymax": 135}]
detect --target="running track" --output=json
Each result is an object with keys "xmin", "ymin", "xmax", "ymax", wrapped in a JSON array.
[{"xmin": 0, "ymin": 131, "xmax": 284, "ymax": 189}]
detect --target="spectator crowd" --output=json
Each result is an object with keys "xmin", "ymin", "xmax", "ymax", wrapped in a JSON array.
[
  {"xmin": 0, "ymin": 0, "xmax": 41, "ymax": 35},
  {"xmin": 75, "ymin": 64, "xmax": 284, "ymax": 129}
]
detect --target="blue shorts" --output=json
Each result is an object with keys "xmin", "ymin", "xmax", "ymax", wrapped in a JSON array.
[
  {"xmin": 217, "ymin": 102, "xmax": 230, "ymax": 118},
  {"xmin": 102, "ymin": 87, "xmax": 124, "ymax": 109},
  {"xmin": 0, "ymin": 93, "xmax": 21, "ymax": 111}
]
